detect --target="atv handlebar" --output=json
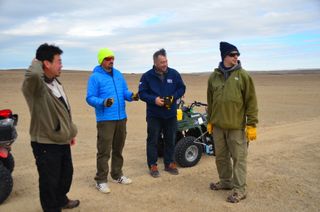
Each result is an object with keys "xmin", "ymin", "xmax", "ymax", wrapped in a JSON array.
[
  {"xmin": 178, "ymin": 100, "xmax": 207, "ymax": 111},
  {"xmin": 191, "ymin": 101, "xmax": 208, "ymax": 107}
]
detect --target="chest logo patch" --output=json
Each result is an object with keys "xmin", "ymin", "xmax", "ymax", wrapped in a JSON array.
[
  {"xmin": 167, "ymin": 79, "xmax": 173, "ymax": 83},
  {"xmin": 234, "ymin": 77, "xmax": 239, "ymax": 81}
]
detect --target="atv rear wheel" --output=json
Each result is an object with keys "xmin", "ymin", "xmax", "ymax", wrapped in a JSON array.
[
  {"xmin": 174, "ymin": 136, "xmax": 202, "ymax": 167},
  {"xmin": 0, "ymin": 163, "xmax": 13, "ymax": 204}
]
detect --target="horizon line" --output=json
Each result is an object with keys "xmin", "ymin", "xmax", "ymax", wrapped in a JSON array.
[{"xmin": 1, "ymin": 68, "xmax": 320, "ymax": 74}]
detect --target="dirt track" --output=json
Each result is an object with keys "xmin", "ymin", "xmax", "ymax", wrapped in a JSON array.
[{"xmin": 0, "ymin": 70, "xmax": 320, "ymax": 212}]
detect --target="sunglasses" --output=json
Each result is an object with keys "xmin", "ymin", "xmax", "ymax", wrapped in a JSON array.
[
  {"xmin": 228, "ymin": 52, "xmax": 240, "ymax": 57},
  {"xmin": 104, "ymin": 57, "xmax": 114, "ymax": 61}
]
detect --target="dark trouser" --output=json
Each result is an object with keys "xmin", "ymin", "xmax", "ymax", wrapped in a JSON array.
[
  {"xmin": 213, "ymin": 127, "xmax": 248, "ymax": 195},
  {"xmin": 146, "ymin": 116, "xmax": 177, "ymax": 167},
  {"xmin": 95, "ymin": 119, "xmax": 127, "ymax": 183},
  {"xmin": 31, "ymin": 142, "xmax": 73, "ymax": 212}
]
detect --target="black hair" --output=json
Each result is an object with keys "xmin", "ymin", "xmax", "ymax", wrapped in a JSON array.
[
  {"xmin": 36, "ymin": 43, "xmax": 63, "ymax": 62},
  {"xmin": 153, "ymin": 48, "xmax": 166, "ymax": 62}
]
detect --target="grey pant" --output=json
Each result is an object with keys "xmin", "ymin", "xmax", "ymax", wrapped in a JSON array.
[
  {"xmin": 95, "ymin": 119, "xmax": 127, "ymax": 183},
  {"xmin": 213, "ymin": 127, "xmax": 248, "ymax": 195}
]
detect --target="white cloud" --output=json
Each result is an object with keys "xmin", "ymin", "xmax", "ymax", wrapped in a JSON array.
[
  {"xmin": 3, "ymin": 17, "xmax": 50, "ymax": 36},
  {"xmin": 0, "ymin": 0, "xmax": 319, "ymax": 72},
  {"xmin": 65, "ymin": 14, "xmax": 149, "ymax": 37}
]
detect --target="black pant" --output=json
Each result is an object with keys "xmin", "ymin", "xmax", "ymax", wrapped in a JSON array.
[
  {"xmin": 31, "ymin": 142, "xmax": 73, "ymax": 212},
  {"xmin": 146, "ymin": 116, "xmax": 177, "ymax": 167}
]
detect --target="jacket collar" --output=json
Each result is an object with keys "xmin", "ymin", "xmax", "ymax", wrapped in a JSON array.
[
  {"xmin": 93, "ymin": 65, "xmax": 116, "ymax": 76},
  {"xmin": 151, "ymin": 65, "xmax": 170, "ymax": 76}
]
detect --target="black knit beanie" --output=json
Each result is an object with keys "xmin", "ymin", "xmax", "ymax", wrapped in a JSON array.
[{"xmin": 220, "ymin": 41, "xmax": 240, "ymax": 61}]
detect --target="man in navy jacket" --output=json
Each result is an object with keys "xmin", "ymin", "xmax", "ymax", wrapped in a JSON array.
[{"xmin": 139, "ymin": 48, "xmax": 186, "ymax": 177}]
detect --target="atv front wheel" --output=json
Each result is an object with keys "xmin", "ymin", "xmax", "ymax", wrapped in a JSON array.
[
  {"xmin": 0, "ymin": 163, "xmax": 13, "ymax": 204},
  {"xmin": 174, "ymin": 136, "xmax": 202, "ymax": 167}
]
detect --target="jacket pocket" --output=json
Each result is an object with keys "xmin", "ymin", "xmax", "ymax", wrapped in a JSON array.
[
  {"xmin": 47, "ymin": 118, "xmax": 72, "ymax": 143},
  {"xmin": 55, "ymin": 121, "xmax": 61, "ymax": 131}
]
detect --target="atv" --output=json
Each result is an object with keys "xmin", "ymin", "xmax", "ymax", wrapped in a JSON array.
[
  {"xmin": 158, "ymin": 100, "xmax": 214, "ymax": 167},
  {"xmin": 0, "ymin": 109, "xmax": 18, "ymax": 204}
]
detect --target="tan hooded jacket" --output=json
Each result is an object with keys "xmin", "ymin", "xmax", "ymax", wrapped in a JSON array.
[{"xmin": 22, "ymin": 60, "xmax": 77, "ymax": 144}]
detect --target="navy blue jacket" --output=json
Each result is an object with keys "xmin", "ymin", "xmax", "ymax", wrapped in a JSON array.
[{"xmin": 139, "ymin": 66, "xmax": 186, "ymax": 119}]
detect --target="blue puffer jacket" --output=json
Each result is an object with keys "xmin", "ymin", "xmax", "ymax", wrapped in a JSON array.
[
  {"xmin": 139, "ymin": 66, "xmax": 186, "ymax": 119},
  {"xmin": 86, "ymin": 65, "xmax": 133, "ymax": 122}
]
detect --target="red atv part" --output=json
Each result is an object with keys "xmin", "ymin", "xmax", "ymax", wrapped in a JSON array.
[
  {"xmin": 0, "ymin": 109, "xmax": 12, "ymax": 119},
  {"xmin": 0, "ymin": 147, "xmax": 8, "ymax": 158}
]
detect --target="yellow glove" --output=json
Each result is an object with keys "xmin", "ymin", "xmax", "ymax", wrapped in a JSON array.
[
  {"xmin": 246, "ymin": 126, "xmax": 257, "ymax": 141},
  {"xmin": 207, "ymin": 123, "xmax": 213, "ymax": 134}
]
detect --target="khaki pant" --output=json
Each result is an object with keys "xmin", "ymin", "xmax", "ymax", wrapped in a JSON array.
[
  {"xmin": 213, "ymin": 127, "xmax": 248, "ymax": 195},
  {"xmin": 95, "ymin": 119, "xmax": 127, "ymax": 183}
]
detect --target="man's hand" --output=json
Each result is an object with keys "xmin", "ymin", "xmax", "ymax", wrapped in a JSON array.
[
  {"xmin": 104, "ymin": 98, "xmax": 114, "ymax": 107},
  {"xmin": 163, "ymin": 96, "xmax": 174, "ymax": 109},
  {"xmin": 207, "ymin": 123, "xmax": 213, "ymax": 134},
  {"xmin": 132, "ymin": 92, "xmax": 139, "ymax": 101},
  {"xmin": 155, "ymin": 97, "xmax": 164, "ymax": 107},
  {"xmin": 246, "ymin": 126, "xmax": 257, "ymax": 141},
  {"xmin": 70, "ymin": 137, "xmax": 76, "ymax": 146}
]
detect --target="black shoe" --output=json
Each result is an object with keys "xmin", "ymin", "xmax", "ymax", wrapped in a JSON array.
[
  {"xmin": 150, "ymin": 164, "xmax": 160, "ymax": 178},
  {"xmin": 164, "ymin": 162, "xmax": 179, "ymax": 175},
  {"xmin": 62, "ymin": 199, "xmax": 80, "ymax": 209}
]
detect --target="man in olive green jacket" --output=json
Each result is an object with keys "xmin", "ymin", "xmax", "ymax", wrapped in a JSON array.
[
  {"xmin": 207, "ymin": 41, "xmax": 258, "ymax": 203},
  {"xmin": 22, "ymin": 43, "xmax": 79, "ymax": 211}
]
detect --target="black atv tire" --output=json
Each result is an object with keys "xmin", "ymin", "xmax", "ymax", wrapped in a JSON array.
[
  {"xmin": 174, "ymin": 136, "xmax": 202, "ymax": 167},
  {"xmin": 1, "ymin": 153, "xmax": 14, "ymax": 173},
  {"xmin": 0, "ymin": 163, "xmax": 13, "ymax": 204}
]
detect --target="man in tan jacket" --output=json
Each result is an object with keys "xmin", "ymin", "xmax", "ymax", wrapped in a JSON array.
[{"xmin": 22, "ymin": 43, "xmax": 79, "ymax": 212}]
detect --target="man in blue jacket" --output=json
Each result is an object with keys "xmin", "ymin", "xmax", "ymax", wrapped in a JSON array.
[
  {"xmin": 86, "ymin": 48, "xmax": 139, "ymax": 193},
  {"xmin": 139, "ymin": 48, "xmax": 186, "ymax": 178}
]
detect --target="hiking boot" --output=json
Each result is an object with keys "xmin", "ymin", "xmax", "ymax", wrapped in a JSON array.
[
  {"xmin": 96, "ymin": 182, "xmax": 111, "ymax": 193},
  {"xmin": 227, "ymin": 192, "xmax": 247, "ymax": 203},
  {"xmin": 62, "ymin": 199, "xmax": 80, "ymax": 209},
  {"xmin": 209, "ymin": 182, "xmax": 233, "ymax": 190},
  {"xmin": 150, "ymin": 164, "xmax": 160, "ymax": 178},
  {"xmin": 113, "ymin": 176, "xmax": 132, "ymax": 185},
  {"xmin": 164, "ymin": 162, "xmax": 179, "ymax": 175}
]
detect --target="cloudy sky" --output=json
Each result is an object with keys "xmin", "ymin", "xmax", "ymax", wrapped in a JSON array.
[{"xmin": 0, "ymin": 0, "xmax": 319, "ymax": 73}]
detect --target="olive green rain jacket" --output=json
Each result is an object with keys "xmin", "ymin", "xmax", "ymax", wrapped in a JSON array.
[
  {"xmin": 22, "ymin": 60, "xmax": 77, "ymax": 144},
  {"xmin": 207, "ymin": 66, "xmax": 258, "ymax": 129}
]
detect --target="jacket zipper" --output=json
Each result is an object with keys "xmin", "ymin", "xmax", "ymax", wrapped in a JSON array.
[{"xmin": 112, "ymin": 75, "xmax": 121, "ymax": 119}]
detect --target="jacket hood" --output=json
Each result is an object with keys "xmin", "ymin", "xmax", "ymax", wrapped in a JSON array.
[{"xmin": 217, "ymin": 60, "xmax": 242, "ymax": 79}]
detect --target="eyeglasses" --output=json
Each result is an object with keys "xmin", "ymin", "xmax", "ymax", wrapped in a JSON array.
[
  {"xmin": 228, "ymin": 52, "xmax": 240, "ymax": 57},
  {"xmin": 104, "ymin": 57, "xmax": 114, "ymax": 61}
]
